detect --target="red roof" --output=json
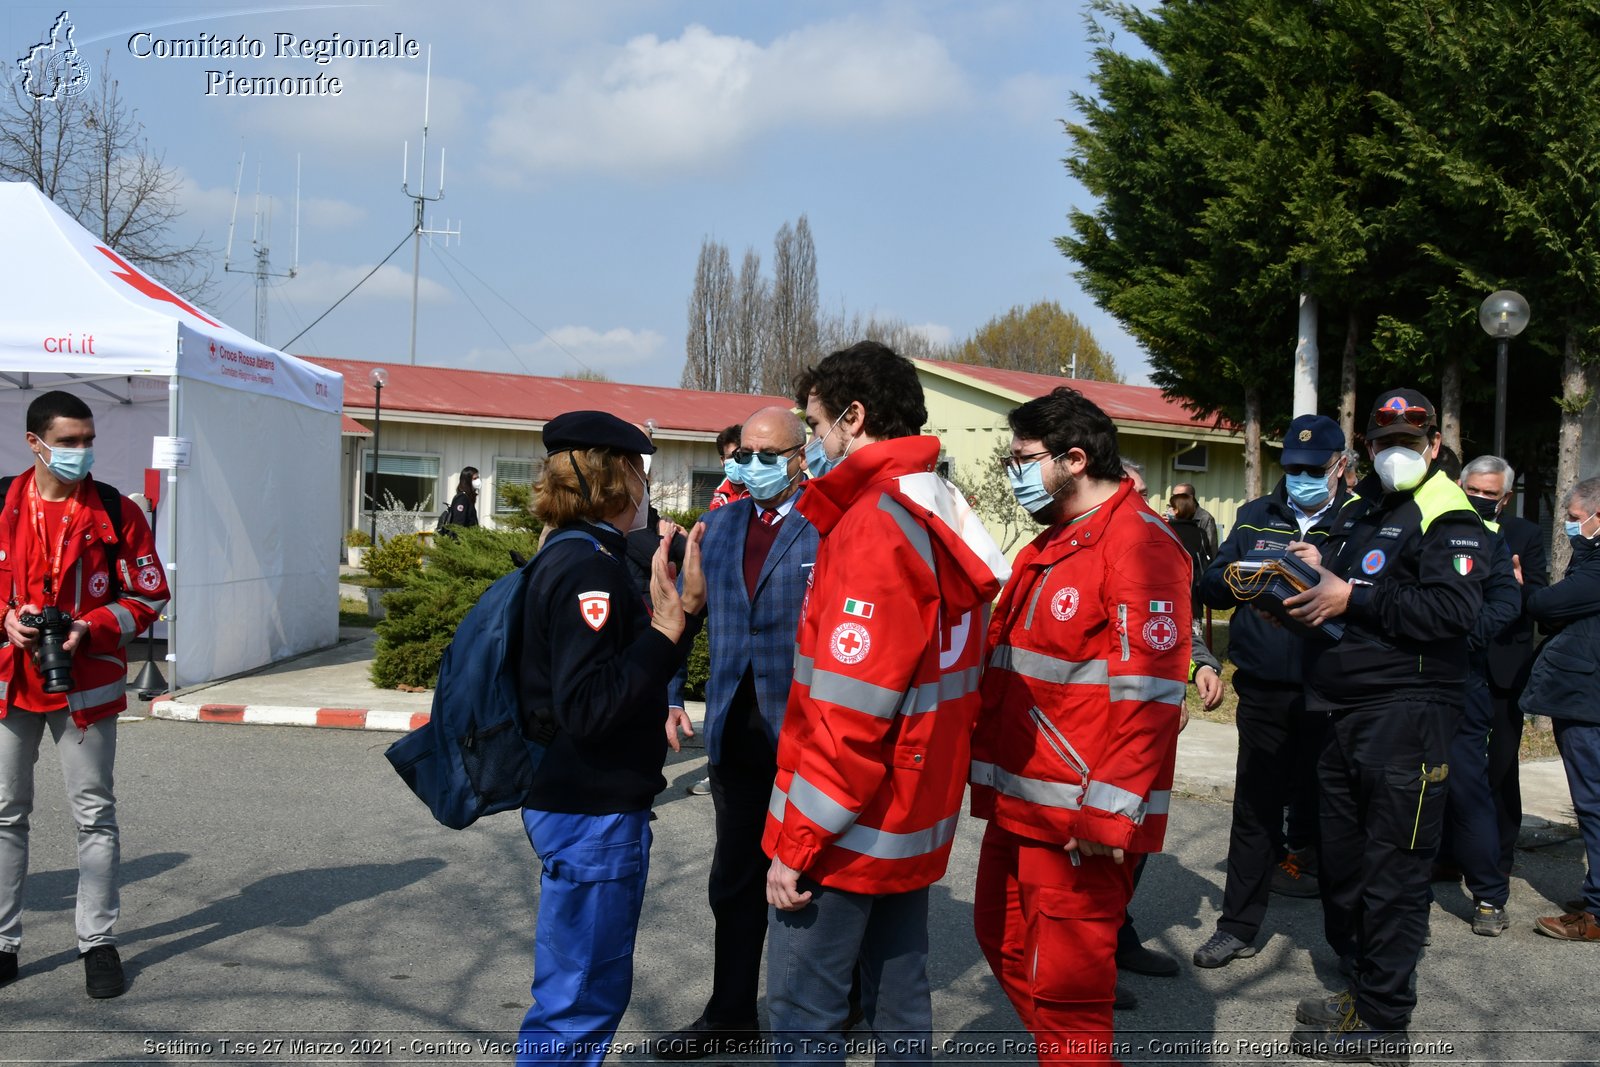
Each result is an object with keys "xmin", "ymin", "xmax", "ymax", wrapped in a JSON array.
[
  {"xmin": 340, "ymin": 415, "xmax": 372, "ymax": 436},
  {"xmin": 917, "ymin": 360, "xmax": 1234, "ymax": 431},
  {"xmin": 306, "ymin": 357, "xmax": 790, "ymax": 436}
]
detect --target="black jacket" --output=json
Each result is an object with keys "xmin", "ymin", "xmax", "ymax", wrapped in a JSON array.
[
  {"xmin": 1199, "ymin": 479, "xmax": 1350, "ymax": 687},
  {"xmin": 1304, "ymin": 468, "xmax": 1488, "ymax": 711},
  {"xmin": 1469, "ymin": 532, "xmax": 1523, "ymax": 665},
  {"xmin": 1520, "ymin": 536, "xmax": 1600, "ymax": 725},
  {"xmin": 518, "ymin": 521, "xmax": 700, "ymax": 814},
  {"xmin": 1486, "ymin": 514, "xmax": 1547, "ymax": 691},
  {"xmin": 444, "ymin": 491, "xmax": 479, "ymax": 528}
]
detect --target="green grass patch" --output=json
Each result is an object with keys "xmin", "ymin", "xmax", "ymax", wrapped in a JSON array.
[{"xmin": 339, "ymin": 596, "xmax": 379, "ymax": 628}]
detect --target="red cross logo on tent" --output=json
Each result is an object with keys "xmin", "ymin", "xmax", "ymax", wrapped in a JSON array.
[{"xmin": 578, "ymin": 590, "xmax": 610, "ymax": 631}]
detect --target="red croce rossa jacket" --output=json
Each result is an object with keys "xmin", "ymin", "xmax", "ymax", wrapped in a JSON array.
[
  {"xmin": 0, "ymin": 471, "xmax": 169, "ymax": 728},
  {"xmin": 763, "ymin": 436, "xmax": 1011, "ymax": 895},
  {"xmin": 971, "ymin": 478, "xmax": 1191, "ymax": 855}
]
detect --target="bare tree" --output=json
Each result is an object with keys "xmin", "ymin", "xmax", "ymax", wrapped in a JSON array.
[
  {"xmin": 726, "ymin": 247, "xmax": 769, "ymax": 393},
  {"xmin": 767, "ymin": 214, "xmax": 820, "ymax": 394},
  {"xmin": 682, "ymin": 237, "xmax": 733, "ymax": 390},
  {"xmin": 817, "ymin": 307, "xmax": 949, "ymax": 362},
  {"xmin": 0, "ymin": 54, "xmax": 212, "ymax": 299}
]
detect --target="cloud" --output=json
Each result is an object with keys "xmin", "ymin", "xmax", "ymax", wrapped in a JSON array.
[
  {"xmin": 175, "ymin": 167, "xmax": 365, "ymax": 251},
  {"xmin": 234, "ymin": 64, "xmax": 475, "ymax": 158},
  {"xmin": 485, "ymin": 16, "xmax": 969, "ymax": 176},
  {"xmin": 283, "ymin": 260, "xmax": 451, "ymax": 305},
  {"xmin": 906, "ymin": 322, "xmax": 955, "ymax": 347},
  {"xmin": 994, "ymin": 72, "xmax": 1074, "ymax": 127},
  {"xmin": 461, "ymin": 325, "xmax": 666, "ymax": 378}
]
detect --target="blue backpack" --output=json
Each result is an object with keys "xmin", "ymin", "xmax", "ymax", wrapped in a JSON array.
[{"xmin": 384, "ymin": 530, "xmax": 599, "ymax": 829}]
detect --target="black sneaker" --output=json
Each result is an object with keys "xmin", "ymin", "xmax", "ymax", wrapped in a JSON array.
[
  {"xmin": 0, "ymin": 949, "xmax": 16, "ymax": 985},
  {"xmin": 1471, "ymin": 901, "xmax": 1510, "ymax": 937},
  {"xmin": 1192, "ymin": 930, "xmax": 1257, "ymax": 968},
  {"xmin": 1292, "ymin": 1013, "xmax": 1410, "ymax": 1065},
  {"xmin": 1116, "ymin": 942, "xmax": 1179, "ymax": 977},
  {"xmin": 82, "ymin": 945, "xmax": 124, "ymax": 999},
  {"xmin": 1272, "ymin": 850, "xmax": 1322, "ymax": 897},
  {"xmin": 652, "ymin": 1016, "xmax": 761, "ymax": 1060}
]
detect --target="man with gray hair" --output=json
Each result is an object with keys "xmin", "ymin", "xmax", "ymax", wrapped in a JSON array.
[
  {"xmin": 1455, "ymin": 456, "xmax": 1547, "ymax": 890},
  {"xmin": 1520, "ymin": 475, "xmax": 1600, "ymax": 941}
]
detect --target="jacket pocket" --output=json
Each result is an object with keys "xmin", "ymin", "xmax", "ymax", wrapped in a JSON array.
[
  {"xmin": 1027, "ymin": 705, "xmax": 1090, "ymax": 787},
  {"xmin": 891, "ymin": 746, "xmax": 928, "ymax": 771}
]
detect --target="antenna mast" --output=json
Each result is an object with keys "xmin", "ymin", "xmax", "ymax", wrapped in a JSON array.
[
  {"xmin": 401, "ymin": 47, "xmax": 459, "ymax": 365},
  {"xmin": 224, "ymin": 149, "xmax": 300, "ymax": 342}
]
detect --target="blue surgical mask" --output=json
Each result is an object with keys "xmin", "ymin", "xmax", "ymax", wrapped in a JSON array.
[
  {"xmin": 1007, "ymin": 458, "xmax": 1066, "ymax": 516},
  {"xmin": 805, "ymin": 410, "xmax": 850, "ymax": 478},
  {"xmin": 737, "ymin": 457, "xmax": 799, "ymax": 502},
  {"xmin": 723, "ymin": 457, "xmax": 744, "ymax": 486},
  {"xmin": 1285, "ymin": 471, "xmax": 1333, "ymax": 510},
  {"xmin": 41, "ymin": 442, "xmax": 93, "ymax": 483},
  {"xmin": 1564, "ymin": 520, "xmax": 1583, "ymax": 539}
]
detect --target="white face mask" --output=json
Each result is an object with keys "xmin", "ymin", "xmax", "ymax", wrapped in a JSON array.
[
  {"xmin": 1373, "ymin": 445, "xmax": 1429, "ymax": 493},
  {"xmin": 471, "ymin": 478, "xmax": 482, "ymax": 491},
  {"xmin": 627, "ymin": 468, "xmax": 650, "ymax": 533}
]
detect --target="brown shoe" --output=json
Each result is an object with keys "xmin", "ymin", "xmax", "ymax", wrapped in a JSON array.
[{"xmin": 1535, "ymin": 911, "xmax": 1600, "ymax": 942}]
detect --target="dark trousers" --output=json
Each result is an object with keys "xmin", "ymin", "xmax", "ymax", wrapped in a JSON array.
[
  {"xmin": 1486, "ymin": 685, "xmax": 1526, "ymax": 877},
  {"xmin": 704, "ymin": 691, "xmax": 779, "ymax": 1025},
  {"xmin": 1320, "ymin": 698, "xmax": 1455, "ymax": 1032},
  {"xmin": 1217, "ymin": 677, "xmax": 1327, "ymax": 943},
  {"xmin": 1441, "ymin": 675, "xmax": 1509, "ymax": 906},
  {"xmin": 1553, "ymin": 719, "xmax": 1600, "ymax": 917}
]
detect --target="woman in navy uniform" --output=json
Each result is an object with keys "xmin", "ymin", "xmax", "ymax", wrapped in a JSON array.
[{"xmin": 515, "ymin": 410, "xmax": 705, "ymax": 1066}]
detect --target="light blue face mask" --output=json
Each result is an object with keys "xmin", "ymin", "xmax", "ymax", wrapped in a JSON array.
[
  {"xmin": 1007, "ymin": 458, "xmax": 1064, "ymax": 516},
  {"xmin": 737, "ymin": 455, "xmax": 800, "ymax": 502},
  {"xmin": 1285, "ymin": 471, "xmax": 1333, "ymax": 510},
  {"xmin": 1565, "ymin": 516, "xmax": 1592, "ymax": 542},
  {"xmin": 41, "ymin": 442, "xmax": 94, "ymax": 483},
  {"xmin": 805, "ymin": 410, "xmax": 850, "ymax": 478},
  {"xmin": 723, "ymin": 457, "xmax": 744, "ymax": 486}
]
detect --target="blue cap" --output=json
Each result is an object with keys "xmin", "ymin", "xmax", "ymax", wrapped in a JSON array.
[
  {"xmin": 1281, "ymin": 414, "xmax": 1344, "ymax": 466},
  {"xmin": 542, "ymin": 410, "xmax": 656, "ymax": 456}
]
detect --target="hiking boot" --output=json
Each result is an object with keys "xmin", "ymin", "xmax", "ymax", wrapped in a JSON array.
[
  {"xmin": 1471, "ymin": 902, "xmax": 1510, "ymax": 937},
  {"xmin": 1534, "ymin": 910, "xmax": 1600, "ymax": 942},
  {"xmin": 1192, "ymin": 930, "xmax": 1257, "ymax": 968},
  {"xmin": 1272, "ymin": 850, "xmax": 1321, "ymax": 897},
  {"xmin": 82, "ymin": 945, "xmax": 124, "ymax": 999},
  {"xmin": 0, "ymin": 949, "xmax": 16, "ymax": 985},
  {"xmin": 1295, "ymin": 989, "xmax": 1356, "ymax": 1027},
  {"xmin": 652, "ymin": 1016, "xmax": 761, "ymax": 1060},
  {"xmin": 1116, "ymin": 942, "xmax": 1179, "ymax": 977},
  {"xmin": 1293, "ymin": 1013, "xmax": 1411, "ymax": 1065}
]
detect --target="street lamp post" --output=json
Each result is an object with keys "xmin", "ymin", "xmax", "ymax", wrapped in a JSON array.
[
  {"xmin": 369, "ymin": 367, "xmax": 389, "ymax": 545},
  {"xmin": 1478, "ymin": 290, "xmax": 1531, "ymax": 459}
]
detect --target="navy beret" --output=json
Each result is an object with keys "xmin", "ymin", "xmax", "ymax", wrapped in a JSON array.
[{"xmin": 542, "ymin": 410, "xmax": 656, "ymax": 455}]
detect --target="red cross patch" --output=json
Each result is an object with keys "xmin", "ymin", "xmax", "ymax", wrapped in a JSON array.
[
  {"xmin": 1143, "ymin": 614, "xmax": 1179, "ymax": 651},
  {"xmin": 137, "ymin": 565, "xmax": 163, "ymax": 592},
  {"xmin": 830, "ymin": 621, "xmax": 871, "ymax": 665},
  {"xmin": 1051, "ymin": 587, "xmax": 1080, "ymax": 621},
  {"xmin": 578, "ymin": 590, "xmax": 611, "ymax": 631},
  {"xmin": 88, "ymin": 571, "xmax": 110, "ymax": 599}
]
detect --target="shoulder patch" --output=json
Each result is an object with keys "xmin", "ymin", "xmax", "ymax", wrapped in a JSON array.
[
  {"xmin": 1143, "ymin": 614, "xmax": 1179, "ymax": 651},
  {"xmin": 830, "ymin": 621, "xmax": 870, "ymax": 664},
  {"xmin": 1051, "ymin": 587, "xmax": 1080, "ymax": 621},
  {"xmin": 577, "ymin": 590, "xmax": 610, "ymax": 631},
  {"xmin": 1377, "ymin": 526, "xmax": 1404, "ymax": 540}
]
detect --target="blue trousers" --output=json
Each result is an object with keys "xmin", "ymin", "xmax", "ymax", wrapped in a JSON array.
[
  {"xmin": 1554, "ymin": 719, "xmax": 1600, "ymax": 917},
  {"xmin": 518, "ymin": 809, "xmax": 652, "ymax": 1067},
  {"xmin": 768, "ymin": 882, "xmax": 931, "ymax": 1067},
  {"xmin": 1442, "ymin": 675, "xmax": 1509, "ymax": 906}
]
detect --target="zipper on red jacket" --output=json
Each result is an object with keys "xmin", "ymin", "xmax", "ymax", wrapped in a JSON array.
[
  {"xmin": 1022, "ymin": 564, "xmax": 1056, "ymax": 629},
  {"xmin": 1117, "ymin": 603, "xmax": 1131, "ymax": 661},
  {"xmin": 1027, "ymin": 705, "xmax": 1090, "ymax": 788}
]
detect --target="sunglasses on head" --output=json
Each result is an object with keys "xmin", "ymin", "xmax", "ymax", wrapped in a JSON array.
[
  {"xmin": 731, "ymin": 443, "xmax": 804, "ymax": 465},
  {"xmin": 1372, "ymin": 405, "xmax": 1429, "ymax": 429}
]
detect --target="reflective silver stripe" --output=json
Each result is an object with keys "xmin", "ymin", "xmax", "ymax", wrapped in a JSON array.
[
  {"xmin": 970, "ymin": 760, "xmax": 1086, "ymax": 811},
  {"xmin": 809, "ymin": 668, "xmax": 901, "ymax": 719},
  {"xmin": 795, "ymin": 654, "xmax": 814, "ymax": 685},
  {"xmin": 902, "ymin": 666, "xmax": 982, "ymax": 715},
  {"xmin": 0, "ymin": 680, "xmax": 7, "ymax": 699},
  {"xmin": 990, "ymin": 644, "xmax": 1109, "ymax": 686},
  {"xmin": 107, "ymin": 602, "xmax": 137, "ymax": 636},
  {"xmin": 835, "ymin": 812, "xmax": 959, "ymax": 861},
  {"xmin": 1084, "ymin": 779, "xmax": 1149, "ymax": 822},
  {"xmin": 876, "ymin": 495, "xmax": 935, "ymax": 576},
  {"xmin": 1146, "ymin": 790, "xmax": 1171, "ymax": 816},
  {"xmin": 776, "ymin": 775, "xmax": 859, "ymax": 835},
  {"xmin": 1138, "ymin": 509, "xmax": 1184, "ymax": 545},
  {"xmin": 66, "ymin": 680, "xmax": 125, "ymax": 712},
  {"xmin": 1107, "ymin": 675, "xmax": 1187, "ymax": 706},
  {"xmin": 127, "ymin": 595, "xmax": 166, "ymax": 612}
]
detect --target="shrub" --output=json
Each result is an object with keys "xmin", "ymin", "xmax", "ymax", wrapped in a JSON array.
[
  {"xmin": 681, "ymin": 627, "xmax": 710, "ymax": 701},
  {"xmin": 371, "ymin": 525, "xmax": 539, "ymax": 690},
  {"xmin": 364, "ymin": 532, "xmax": 424, "ymax": 587},
  {"xmin": 346, "ymin": 528, "xmax": 372, "ymax": 548},
  {"xmin": 663, "ymin": 507, "xmax": 705, "ymax": 529}
]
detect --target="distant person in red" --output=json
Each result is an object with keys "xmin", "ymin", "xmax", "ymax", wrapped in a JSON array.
[
  {"xmin": 708, "ymin": 425, "xmax": 748, "ymax": 511},
  {"xmin": 0, "ymin": 390, "xmax": 169, "ymax": 1000}
]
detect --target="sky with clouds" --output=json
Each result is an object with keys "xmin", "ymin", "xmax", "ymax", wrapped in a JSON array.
[{"xmin": 3, "ymin": 1, "xmax": 1152, "ymax": 388}]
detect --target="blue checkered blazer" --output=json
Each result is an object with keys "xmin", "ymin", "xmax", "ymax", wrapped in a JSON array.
[{"xmin": 667, "ymin": 489, "xmax": 818, "ymax": 764}]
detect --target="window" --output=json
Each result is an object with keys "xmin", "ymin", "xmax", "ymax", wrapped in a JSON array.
[
  {"xmin": 1172, "ymin": 445, "xmax": 1209, "ymax": 472},
  {"xmin": 362, "ymin": 451, "xmax": 440, "ymax": 513},
  {"xmin": 691, "ymin": 469, "xmax": 724, "ymax": 511},
  {"xmin": 494, "ymin": 457, "xmax": 542, "ymax": 515}
]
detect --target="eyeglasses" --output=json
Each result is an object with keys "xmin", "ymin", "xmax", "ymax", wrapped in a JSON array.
[
  {"xmin": 1282, "ymin": 462, "xmax": 1335, "ymax": 477},
  {"xmin": 1372, "ymin": 405, "xmax": 1429, "ymax": 429},
  {"xmin": 998, "ymin": 450, "xmax": 1057, "ymax": 476},
  {"xmin": 731, "ymin": 443, "xmax": 804, "ymax": 465}
]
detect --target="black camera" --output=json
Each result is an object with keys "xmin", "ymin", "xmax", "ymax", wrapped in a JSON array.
[{"xmin": 18, "ymin": 606, "xmax": 74, "ymax": 694}]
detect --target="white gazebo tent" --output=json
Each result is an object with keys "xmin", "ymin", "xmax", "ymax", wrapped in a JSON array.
[{"xmin": 0, "ymin": 181, "xmax": 344, "ymax": 687}]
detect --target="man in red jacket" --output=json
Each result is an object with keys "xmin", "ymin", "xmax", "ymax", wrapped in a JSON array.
[
  {"xmin": 971, "ymin": 387, "xmax": 1191, "ymax": 1065},
  {"xmin": 0, "ymin": 391, "xmax": 168, "ymax": 999},
  {"xmin": 764, "ymin": 341, "xmax": 1010, "ymax": 1065}
]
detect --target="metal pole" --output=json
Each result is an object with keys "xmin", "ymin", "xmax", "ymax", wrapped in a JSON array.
[
  {"xmin": 370, "ymin": 382, "xmax": 382, "ymax": 545},
  {"xmin": 1494, "ymin": 337, "xmax": 1509, "ymax": 459}
]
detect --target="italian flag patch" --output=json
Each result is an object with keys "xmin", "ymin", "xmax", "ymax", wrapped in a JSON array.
[
  {"xmin": 1453, "ymin": 554, "xmax": 1474, "ymax": 576},
  {"xmin": 843, "ymin": 598, "xmax": 875, "ymax": 619},
  {"xmin": 1149, "ymin": 600, "xmax": 1174, "ymax": 614}
]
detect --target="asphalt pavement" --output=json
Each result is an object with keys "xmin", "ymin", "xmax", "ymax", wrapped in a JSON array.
[{"xmin": 0, "ymin": 632, "xmax": 1587, "ymax": 1065}]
